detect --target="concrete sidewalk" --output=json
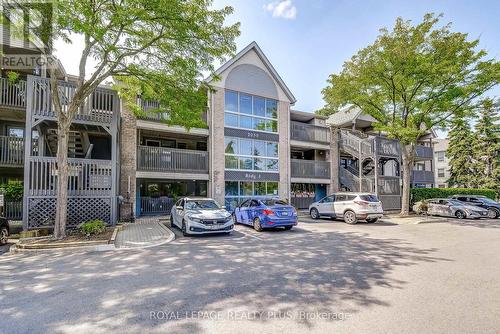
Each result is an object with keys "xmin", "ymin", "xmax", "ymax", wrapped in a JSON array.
[{"xmin": 115, "ymin": 219, "xmax": 174, "ymax": 249}]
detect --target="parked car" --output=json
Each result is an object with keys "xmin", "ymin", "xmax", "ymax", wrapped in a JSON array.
[
  {"xmin": 170, "ymin": 197, "xmax": 234, "ymax": 236},
  {"xmin": 309, "ymin": 193, "xmax": 383, "ymax": 224},
  {"xmin": 413, "ymin": 198, "xmax": 489, "ymax": 219},
  {"xmin": 233, "ymin": 198, "xmax": 298, "ymax": 232},
  {"xmin": 448, "ymin": 195, "xmax": 500, "ymax": 219},
  {"xmin": 0, "ymin": 217, "xmax": 9, "ymax": 245}
]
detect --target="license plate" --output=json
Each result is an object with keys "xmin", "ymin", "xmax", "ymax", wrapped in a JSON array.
[
  {"xmin": 281, "ymin": 212, "xmax": 289, "ymax": 216},
  {"xmin": 205, "ymin": 224, "xmax": 220, "ymax": 230},
  {"xmin": 370, "ymin": 204, "xmax": 378, "ymax": 208}
]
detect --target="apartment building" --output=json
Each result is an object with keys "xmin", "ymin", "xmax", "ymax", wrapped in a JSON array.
[
  {"xmin": 433, "ymin": 139, "xmax": 450, "ymax": 187},
  {"xmin": 1, "ymin": 41, "xmax": 437, "ymax": 229}
]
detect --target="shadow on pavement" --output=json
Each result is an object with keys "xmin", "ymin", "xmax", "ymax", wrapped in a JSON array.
[{"xmin": 0, "ymin": 226, "xmax": 450, "ymax": 333}]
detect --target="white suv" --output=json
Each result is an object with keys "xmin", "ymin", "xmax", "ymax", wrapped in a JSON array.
[{"xmin": 309, "ymin": 193, "xmax": 384, "ymax": 224}]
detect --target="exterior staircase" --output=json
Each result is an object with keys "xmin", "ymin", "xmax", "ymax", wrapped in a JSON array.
[{"xmin": 45, "ymin": 129, "xmax": 88, "ymax": 158}]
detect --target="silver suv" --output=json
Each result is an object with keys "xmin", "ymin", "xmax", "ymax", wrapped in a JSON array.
[{"xmin": 309, "ymin": 193, "xmax": 384, "ymax": 224}]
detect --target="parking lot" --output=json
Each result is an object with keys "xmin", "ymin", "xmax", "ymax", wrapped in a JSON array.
[{"xmin": 1, "ymin": 217, "xmax": 500, "ymax": 334}]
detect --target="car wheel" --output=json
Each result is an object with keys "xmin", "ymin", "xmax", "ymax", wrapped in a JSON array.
[
  {"xmin": 455, "ymin": 210, "xmax": 466, "ymax": 219},
  {"xmin": 170, "ymin": 215, "xmax": 175, "ymax": 228},
  {"xmin": 181, "ymin": 221, "xmax": 190, "ymax": 237},
  {"xmin": 343, "ymin": 210, "xmax": 357, "ymax": 224},
  {"xmin": 253, "ymin": 217, "xmax": 263, "ymax": 232},
  {"xmin": 232, "ymin": 212, "xmax": 239, "ymax": 224},
  {"xmin": 310, "ymin": 208, "xmax": 320, "ymax": 220},
  {"xmin": 0, "ymin": 227, "xmax": 8, "ymax": 245},
  {"xmin": 487, "ymin": 208, "xmax": 499, "ymax": 219},
  {"xmin": 366, "ymin": 218, "xmax": 378, "ymax": 223},
  {"xmin": 283, "ymin": 225, "xmax": 293, "ymax": 230}
]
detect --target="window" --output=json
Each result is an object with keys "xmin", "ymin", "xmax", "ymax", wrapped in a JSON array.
[
  {"xmin": 321, "ymin": 196, "xmax": 334, "ymax": 203},
  {"xmin": 438, "ymin": 184, "xmax": 446, "ymax": 188},
  {"xmin": 224, "ymin": 137, "xmax": 279, "ymax": 172},
  {"xmin": 436, "ymin": 151, "xmax": 445, "ymax": 162},
  {"xmin": 224, "ymin": 181, "xmax": 280, "ymax": 212},
  {"xmin": 438, "ymin": 168, "xmax": 445, "ymax": 178},
  {"xmin": 8, "ymin": 127, "xmax": 24, "ymax": 137},
  {"xmin": 335, "ymin": 195, "xmax": 346, "ymax": 202},
  {"xmin": 224, "ymin": 91, "xmax": 278, "ymax": 133}
]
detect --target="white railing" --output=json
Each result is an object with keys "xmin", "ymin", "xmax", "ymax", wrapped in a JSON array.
[
  {"xmin": 27, "ymin": 157, "xmax": 112, "ymax": 196},
  {"xmin": 137, "ymin": 146, "xmax": 208, "ymax": 173},
  {"xmin": 30, "ymin": 77, "xmax": 116, "ymax": 124},
  {"xmin": 0, "ymin": 78, "xmax": 26, "ymax": 108}
]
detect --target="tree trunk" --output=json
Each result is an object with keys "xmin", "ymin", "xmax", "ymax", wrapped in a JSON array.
[
  {"xmin": 400, "ymin": 143, "xmax": 416, "ymax": 216},
  {"xmin": 54, "ymin": 122, "xmax": 70, "ymax": 239}
]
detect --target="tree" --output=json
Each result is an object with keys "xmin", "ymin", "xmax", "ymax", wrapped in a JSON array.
[
  {"xmin": 319, "ymin": 13, "xmax": 500, "ymax": 215},
  {"xmin": 447, "ymin": 115, "xmax": 477, "ymax": 187},
  {"xmin": 473, "ymin": 98, "xmax": 500, "ymax": 191},
  {"xmin": 40, "ymin": 0, "xmax": 239, "ymax": 238}
]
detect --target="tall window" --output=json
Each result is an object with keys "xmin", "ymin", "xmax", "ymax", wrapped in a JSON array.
[
  {"xmin": 225, "ymin": 181, "xmax": 279, "ymax": 211},
  {"xmin": 438, "ymin": 168, "xmax": 445, "ymax": 178},
  {"xmin": 224, "ymin": 90, "xmax": 278, "ymax": 133},
  {"xmin": 224, "ymin": 137, "xmax": 278, "ymax": 172}
]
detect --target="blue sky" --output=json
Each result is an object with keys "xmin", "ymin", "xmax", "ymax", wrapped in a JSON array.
[{"xmin": 212, "ymin": 0, "xmax": 500, "ymax": 112}]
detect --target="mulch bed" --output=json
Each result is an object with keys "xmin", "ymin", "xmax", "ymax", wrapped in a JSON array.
[
  {"xmin": 33, "ymin": 228, "xmax": 114, "ymax": 244},
  {"xmin": 17, "ymin": 228, "xmax": 116, "ymax": 249}
]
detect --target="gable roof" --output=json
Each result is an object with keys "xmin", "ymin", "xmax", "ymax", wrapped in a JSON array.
[
  {"xmin": 326, "ymin": 106, "xmax": 378, "ymax": 127},
  {"xmin": 206, "ymin": 41, "xmax": 297, "ymax": 104}
]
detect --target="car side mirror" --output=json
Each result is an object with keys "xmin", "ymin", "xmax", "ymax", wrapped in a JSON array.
[{"xmin": 176, "ymin": 206, "xmax": 183, "ymax": 210}]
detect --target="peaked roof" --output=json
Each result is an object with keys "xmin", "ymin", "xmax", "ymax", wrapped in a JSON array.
[
  {"xmin": 206, "ymin": 41, "xmax": 297, "ymax": 104},
  {"xmin": 326, "ymin": 106, "xmax": 377, "ymax": 127}
]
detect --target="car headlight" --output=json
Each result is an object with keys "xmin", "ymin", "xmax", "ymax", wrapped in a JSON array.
[
  {"xmin": 187, "ymin": 216, "xmax": 202, "ymax": 223},
  {"xmin": 224, "ymin": 216, "xmax": 232, "ymax": 223}
]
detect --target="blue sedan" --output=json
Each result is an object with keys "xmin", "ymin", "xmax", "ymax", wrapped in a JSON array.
[{"xmin": 233, "ymin": 198, "xmax": 298, "ymax": 231}]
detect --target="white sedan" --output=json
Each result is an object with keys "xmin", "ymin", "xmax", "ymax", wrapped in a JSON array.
[{"xmin": 171, "ymin": 197, "xmax": 234, "ymax": 236}]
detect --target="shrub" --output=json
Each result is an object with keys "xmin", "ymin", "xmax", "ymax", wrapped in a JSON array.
[
  {"xmin": 410, "ymin": 188, "xmax": 497, "ymax": 207},
  {"xmin": 79, "ymin": 219, "xmax": 106, "ymax": 236},
  {"xmin": 0, "ymin": 181, "xmax": 24, "ymax": 201}
]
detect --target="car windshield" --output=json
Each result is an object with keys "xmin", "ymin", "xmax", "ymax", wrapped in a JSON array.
[
  {"xmin": 480, "ymin": 198, "xmax": 498, "ymax": 204},
  {"xmin": 448, "ymin": 199, "xmax": 465, "ymax": 206},
  {"xmin": 261, "ymin": 199, "xmax": 288, "ymax": 206},
  {"xmin": 185, "ymin": 200, "xmax": 220, "ymax": 210},
  {"xmin": 359, "ymin": 194, "xmax": 379, "ymax": 202}
]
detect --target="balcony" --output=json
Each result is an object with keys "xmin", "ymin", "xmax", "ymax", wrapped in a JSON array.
[
  {"xmin": 0, "ymin": 78, "xmax": 26, "ymax": 109},
  {"xmin": 137, "ymin": 146, "xmax": 208, "ymax": 173},
  {"xmin": 291, "ymin": 121, "xmax": 330, "ymax": 144},
  {"xmin": 415, "ymin": 145, "xmax": 433, "ymax": 160},
  {"xmin": 376, "ymin": 137, "xmax": 400, "ymax": 157},
  {"xmin": 30, "ymin": 77, "xmax": 117, "ymax": 125},
  {"xmin": 411, "ymin": 170, "xmax": 434, "ymax": 184},
  {"xmin": 0, "ymin": 136, "xmax": 24, "ymax": 166},
  {"xmin": 291, "ymin": 159, "xmax": 330, "ymax": 180},
  {"xmin": 137, "ymin": 98, "xmax": 207, "ymax": 124}
]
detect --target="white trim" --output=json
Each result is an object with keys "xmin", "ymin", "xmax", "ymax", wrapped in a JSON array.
[
  {"xmin": 136, "ymin": 119, "xmax": 209, "ymax": 137},
  {"xmin": 206, "ymin": 41, "xmax": 296, "ymax": 104},
  {"xmin": 136, "ymin": 171, "xmax": 209, "ymax": 180}
]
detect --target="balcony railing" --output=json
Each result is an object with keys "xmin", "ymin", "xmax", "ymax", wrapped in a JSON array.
[
  {"xmin": 0, "ymin": 78, "xmax": 26, "ymax": 108},
  {"xmin": 30, "ymin": 77, "xmax": 117, "ymax": 125},
  {"xmin": 415, "ymin": 145, "xmax": 433, "ymax": 160},
  {"xmin": 291, "ymin": 121, "xmax": 330, "ymax": 144},
  {"xmin": 27, "ymin": 157, "xmax": 113, "ymax": 196},
  {"xmin": 137, "ymin": 98, "xmax": 207, "ymax": 124},
  {"xmin": 0, "ymin": 136, "xmax": 24, "ymax": 166},
  {"xmin": 137, "ymin": 146, "xmax": 208, "ymax": 173},
  {"xmin": 291, "ymin": 159, "xmax": 330, "ymax": 179},
  {"xmin": 411, "ymin": 170, "xmax": 434, "ymax": 183},
  {"xmin": 376, "ymin": 137, "xmax": 400, "ymax": 157}
]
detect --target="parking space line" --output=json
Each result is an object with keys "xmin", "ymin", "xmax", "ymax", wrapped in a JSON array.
[{"xmin": 236, "ymin": 228, "xmax": 264, "ymax": 240}]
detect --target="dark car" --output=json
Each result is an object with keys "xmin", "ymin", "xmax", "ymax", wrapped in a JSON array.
[
  {"xmin": 0, "ymin": 217, "xmax": 9, "ymax": 245},
  {"xmin": 449, "ymin": 195, "xmax": 500, "ymax": 219}
]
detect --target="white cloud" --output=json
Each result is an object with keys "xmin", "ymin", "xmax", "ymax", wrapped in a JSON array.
[{"xmin": 264, "ymin": 0, "xmax": 297, "ymax": 20}]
